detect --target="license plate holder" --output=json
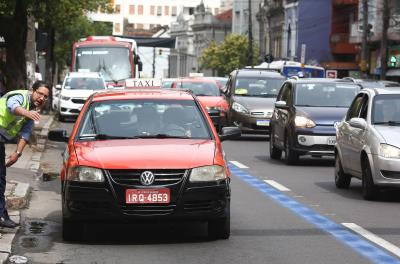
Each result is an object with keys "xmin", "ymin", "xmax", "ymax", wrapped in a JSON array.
[
  {"xmin": 126, "ymin": 188, "xmax": 170, "ymax": 204},
  {"xmin": 256, "ymin": 120, "xmax": 270, "ymax": 126}
]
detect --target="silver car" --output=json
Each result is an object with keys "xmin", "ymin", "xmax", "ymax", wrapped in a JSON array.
[{"xmin": 335, "ymin": 87, "xmax": 400, "ymax": 200}]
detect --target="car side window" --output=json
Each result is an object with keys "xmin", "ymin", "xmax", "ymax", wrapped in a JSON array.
[
  {"xmin": 278, "ymin": 83, "xmax": 290, "ymax": 102},
  {"xmin": 346, "ymin": 94, "xmax": 364, "ymax": 121},
  {"xmin": 359, "ymin": 95, "xmax": 369, "ymax": 120}
]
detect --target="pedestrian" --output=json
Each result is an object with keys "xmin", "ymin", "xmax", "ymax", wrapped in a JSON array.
[{"xmin": 0, "ymin": 80, "xmax": 50, "ymax": 228}]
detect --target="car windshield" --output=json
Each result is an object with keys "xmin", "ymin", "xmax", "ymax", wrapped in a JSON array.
[
  {"xmin": 295, "ymin": 83, "xmax": 359, "ymax": 107},
  {"xmin": 175, "ymin": 81, "xmax": 220, "ymax": 96},
  {"xmin": 372, "ymin": 95, "xmax": 400, "ymax": 125},
  {"xmin": 234, "ymin": 77, "xmax": 284, "ymax": 97},
  {"xmin": 64, "ymin": 77, "xmax": 105, "ymax": 90},
  {"xmin": 78, "ymin": 99, "xmax": 211, "ymax": 139}
]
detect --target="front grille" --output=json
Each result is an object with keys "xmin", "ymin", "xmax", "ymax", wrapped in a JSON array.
[
  {"xmin": 121, "ymin": 204, "xmax": 176, "ymax": 215},
  {"xmin": 71, "ymin": 98, "xmax": 86, "ymax": 104},
  {"xmin": 108, "ymin": 169, "xmax": 187, "ymax": 186},
  {"xmin": 251, "ymin": 111, "xmax": 272, "ymax": 118},
  {"xmin": 381, "ymin": 170, "xmax": 400, "ymax": 179}
]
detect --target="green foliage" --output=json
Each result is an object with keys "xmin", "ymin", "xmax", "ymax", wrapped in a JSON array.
[{"xmin": 200, "ymin": 34, "xmax": 259, "ymax": 76}]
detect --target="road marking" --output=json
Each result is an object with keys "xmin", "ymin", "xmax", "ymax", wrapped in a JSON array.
[
  {"xmin": 229, "ymin": 161, "xmax": 248, "ymax": 168},
  {"xmin": 264, "ymin": 180, "xmax": 290, "ymax": 191},
  {"xmin": 342, "ymin": 223, "xmax": 400, "ymax": 258},
  {"xmin": 229, "ymin": 163, "xmax": 400, "ymax": 264}
]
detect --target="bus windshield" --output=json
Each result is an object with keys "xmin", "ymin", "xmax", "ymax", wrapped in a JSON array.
[{"xmin": 74, "ymin": 47, "xmax": 132, "ymax": 82}]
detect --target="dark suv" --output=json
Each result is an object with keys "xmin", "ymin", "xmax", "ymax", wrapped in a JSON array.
[
  {"xmin": 224, "ymin": 68, "xmax": 286, "ymax": 134},
  {"xmin": 269, "ymin": 78, "xmax": 360, "ymax": 164}
]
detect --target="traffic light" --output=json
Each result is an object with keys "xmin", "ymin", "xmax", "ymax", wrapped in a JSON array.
[
  {"xmin": 390, "ymin": 55, "xmax": 397, "ymax": 67},
  {"xmin": 159, "ymin": 49, "xmax": 163, "ymax": 55}
]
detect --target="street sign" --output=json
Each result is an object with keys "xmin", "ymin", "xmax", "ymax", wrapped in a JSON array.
[{"xmin": 326, "ymin": 70, "xmax": 337, "ymax": 79}]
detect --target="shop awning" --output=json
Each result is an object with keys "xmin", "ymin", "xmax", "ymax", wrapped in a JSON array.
[{"xmin": 386, "ymin": 69, "xmax": 400, "ymax": 76}]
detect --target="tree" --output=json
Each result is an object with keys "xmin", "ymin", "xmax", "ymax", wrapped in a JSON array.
[
  {"xmin": 0, "ymin": 0, "xmax": 111, "ymax": 91},
  {"xmin": 200, "ymin": 34, "xmax": 259, "ymax": 76}
]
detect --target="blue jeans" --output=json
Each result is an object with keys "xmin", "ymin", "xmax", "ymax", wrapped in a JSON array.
[{"xmin": 0, "ymin": 142, "xmax": 9, "ymax": 219}]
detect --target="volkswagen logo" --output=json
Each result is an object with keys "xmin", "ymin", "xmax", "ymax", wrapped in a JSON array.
[{"xmin": 140, "ymin": 171, "xmax": 155, "ymax": 186}]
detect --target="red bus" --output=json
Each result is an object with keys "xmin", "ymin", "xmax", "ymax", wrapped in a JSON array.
[{"xmin": 71, "ymin": 36, "xmax": 142, "ymax": 87}]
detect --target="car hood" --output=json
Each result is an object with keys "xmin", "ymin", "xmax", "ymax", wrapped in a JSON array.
[
  {"xmin": 233, "ymin": 96, "xmax": 276, "ymax": 111},
  {"xmin": 374, "ymin": 126, "xmax": 400, "ymax": 146},
  {"xmin": 61, "ymin": 89, "xmax": 98, "ymax": 99},
  {"xmin": 197, "ymin": 96, "xmax": 226, "ymax": 108},
  {"xmin": 296, "ymin": 107, "xmax": 348, "ymax": 126},
  {"xmin": 74, "ymin": 139, "xmax": 216, "ymax": 169}
]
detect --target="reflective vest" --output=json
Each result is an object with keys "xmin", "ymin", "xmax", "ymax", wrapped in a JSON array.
[{"xmin": 0, "ymin": 90, "xmax": 30, "ymax": 140}]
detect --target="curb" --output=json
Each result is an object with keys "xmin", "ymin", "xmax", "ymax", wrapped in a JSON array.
[{"xmin": 1, "ymin": 115, "xmax": 54, "ymax": 264}]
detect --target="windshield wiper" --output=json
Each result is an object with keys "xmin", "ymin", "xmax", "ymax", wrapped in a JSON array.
[
  {"xmin": 137, "ymin": 134, "xmax": 190, "ymax": 139},
  {"xmin": 78, "ymin": 134, "xmax": 139, "ymax": 140}
]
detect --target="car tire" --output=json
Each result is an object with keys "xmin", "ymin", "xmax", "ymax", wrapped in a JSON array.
[
  {"xmin": 334, "ymin": 154, "xmax": 351, "ymax": 189},
  {"xmin": 62, "ymin": 218, "xmax": 83, "ymax": 241},
  {"xmin": 208, "ymin": 207, "xmax": 230, "ymax": 240},
  {"xmin": 269, "ymin": 129, "xmax": 282, "ymax": 160},
  {"xmin": 284, "ymin": 135, "xmax": 298, "ymax": 165},
  {"xmin": 362, "ymin": 158, "xmax": 379, "ymax": 200}
]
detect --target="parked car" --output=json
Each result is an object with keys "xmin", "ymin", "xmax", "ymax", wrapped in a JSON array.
[
  {"xmin": 52, "ymin": 84, "xmax": 61, "ymax": 111},
  {"xmin": 57, "ymin": 72, "xmax": 106, "ymax": 121},
  {"xmin": 335, "ymin": 87, "xmax": 400, "ymax": 200},
  {"xmin": 224, "ymin": 68, "xmax": 286, "ymax": 135},
  {"xmin": 171, "ymin": 78, "xmax": 229, "ymax": 132},
  {"xmin": 342, "ymin": 77, "xmax": 400, "ymax": 89},
  {"xmin": 269, "ymin": 78, "xmax": 360, "ymax": 164},
  {"xmin": 48, "ymin": 88, "xmax": 240, "ymax": 241}
]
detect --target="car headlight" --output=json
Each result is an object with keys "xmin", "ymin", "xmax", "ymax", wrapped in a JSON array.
[
  {"xmin": 61, "ymin": 95, "xmax": 71, "ymax": 101},
  {"xmin": 295, "ymin": 116, "xmax": 316, "ymax": 128},
  {"xmin": 67, "ymin": 166, "xmax": 104, "ymax": 182},
  {"xmin": 190, "ymin": 165, "xmax": 227, "ymax": 182},
  {"xmin": 380, "ymin": 144, "xmax": 400, "ymax": 159},
  {"xmin": 232, "ymin": 102, "xmax": 249, "ymax": 114}
]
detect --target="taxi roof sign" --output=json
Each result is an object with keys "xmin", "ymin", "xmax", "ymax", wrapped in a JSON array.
[{"xmin": 124, "ymin": 78, "xmax": 162, "ymax": 89}]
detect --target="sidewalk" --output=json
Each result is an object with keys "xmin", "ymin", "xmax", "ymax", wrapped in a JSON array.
[{"xmin": 0, "ymin": 114, "xmax": 54, "ymax": 263}]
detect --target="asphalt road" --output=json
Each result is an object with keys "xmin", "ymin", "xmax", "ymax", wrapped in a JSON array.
[{"xmin": 10, "ymin": 120, "xmax": 400, "ymax": 264}]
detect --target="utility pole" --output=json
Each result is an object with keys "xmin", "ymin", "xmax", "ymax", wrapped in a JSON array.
[
  {"xmin": 380, "ymin": 0, "xmax": 389, "ymax": 80},
  {"xmin": 247, "ymin": 0, "xmax": 253, "ymax": 66},
  {"xmin": 360, "ymin": 0, "xmax": 369, "ymax": 77}
]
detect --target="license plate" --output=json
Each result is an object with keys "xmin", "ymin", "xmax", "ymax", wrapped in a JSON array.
[
  {"xmin": 327, "ymin": 137, "xmax": 336, "ymax": 145},
  {"xmin": 126, "ymin": 189, "xmax": 170, "ymax": 204},
  {"xmin": 256, "ymin": 120, "xmax": 270, "ymax": 126}
]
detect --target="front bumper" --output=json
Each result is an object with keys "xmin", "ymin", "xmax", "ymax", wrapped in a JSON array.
[
  {"xmin": 291, "ymin": 126, "xmax": 336, "ymax": 156},
  {"xmin": 230, "ymin": 111, "xmax": 271, "ymax": 134},
  {"xmin": 371, "ymin": 154, "xmax": 400, "ymax": 187},
  {"xmin": 62, "ymin": 169, "xmax": 230, "ymax": 221},
  {"xmin": 59, "ymin": 98, "xmax": 86, "ymax": 116}
]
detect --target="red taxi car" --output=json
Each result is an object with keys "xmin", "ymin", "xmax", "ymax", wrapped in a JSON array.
[
  {"xmin": 48, "ymin": 89, "xmax": 240, "ymax": 241},
  {"xmin": 171, "ymin": 78, "xmax": 229, "ymax": 132}
]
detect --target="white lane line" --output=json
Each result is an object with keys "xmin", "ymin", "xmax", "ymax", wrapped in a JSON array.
[
  {"xmin": 342, "ymin": 222, "xmax": 400, "ymax": 258},
  {"xmin": 264, "ymin": 180, "xmax": 291, "ymax": 191},
  {"xmin": 229, "ymin": 161, "xmax": 248, "ymax": 168}
]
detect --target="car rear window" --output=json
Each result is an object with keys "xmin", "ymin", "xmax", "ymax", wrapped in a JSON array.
[
  {"xmin": 175, "ymin": 82, "xmax": 220, "ymax": 96},
  {"xmin": 65, "ymin": 77, "xmax": 105, "ymax": 90},
  {"xmin": 234, "ymin": 77, "xmax": 284, "ymax": 97},
  {"xmin": 78, "ymin": 99, "xmax": 212, "ymax": 140},
  {"xmin": 295, "ymin": 83, "xmax": 359, "ymax": 107}
]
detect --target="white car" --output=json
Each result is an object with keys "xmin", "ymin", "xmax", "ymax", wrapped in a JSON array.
[{"xmin": 57, "ymin": 72, "xmax": 106, "ymax": 121}]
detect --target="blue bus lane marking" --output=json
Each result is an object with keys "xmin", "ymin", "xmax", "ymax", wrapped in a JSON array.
[{"xmin": 229, "ymin": 164, "xmax": 400, "ymax": 264}]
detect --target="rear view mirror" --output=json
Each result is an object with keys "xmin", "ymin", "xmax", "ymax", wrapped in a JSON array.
[
  {"xmin": 275, "ymin": 100, "xmax": 289, "ymax": 109},
  {"xmin": 219, "ymin": 127, "xmax": 241, "ymax": 141},
  {"xmin": 349, "ymin": 118, "xmax": 367, "ymax": 130}
]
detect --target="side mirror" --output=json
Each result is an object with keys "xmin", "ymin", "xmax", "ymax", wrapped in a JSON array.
[
  {"xmin": 349, "ymin": 118, "xmax": 367, "ymax": 130},
  {"xmin": 219, "ymin": 127, "xmax": 241, "ymax": 141},
  {"xmin": 275, "ymin": 100, "xmax": 289, "ymax": 109},
  {"xmin": 55, "ymin": 84, "xmax": 62, "ymax": 90},
  {"xmin": 138, "ymin": 60, "xmax": 143, "ymax": 72},
  {"xmin": 48, "ymin": 129, "xmax": 69, "ymax": 143},
  {"xmin": 134, "ymin": 55, "xmax": 143, "ymax": 72}
]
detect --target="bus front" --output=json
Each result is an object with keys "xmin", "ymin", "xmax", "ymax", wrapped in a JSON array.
[{"xmin": 72, "ymin": 44, "xmax": 133, "ymax": 87}]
